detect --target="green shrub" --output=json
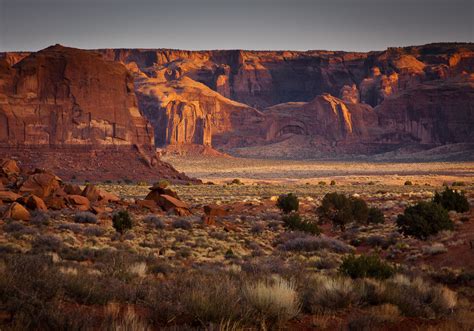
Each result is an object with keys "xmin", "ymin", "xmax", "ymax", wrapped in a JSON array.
[
  {"xmin": 112, "ymin": 210, "xmax": 133, "ymax": 234},
  {"xmin": 282, "ymin": 213, "xmax": 320, "ymax": 235},
  {"xmin": 317, "ymin": 193, "xmax": 370, "ymax": 231},
  {"xmin": 396, "ymin": 201, "xmax": 453, "ymax": 240},
  {"xmin": 330, "ymin": 180, "xmax": 336, "ymax": 186},
  {"xmin": 339, "ymin": 255, "xmax": 395, "ymax": 280},
  {"xmin": 318, "ymin": 181, "xmax": 327, "ymax": 186},
  {"xmin": 404, "ymin": 181, "xmax": 413, "ymax": 186},
  {"xmin": 276, "ymin": 193, "xmax": 299, "ymax": 214},
  {"xmin": 433, "ymin": 187, "xmax": 469, "ymax": 213},
  {"xmin": 368, "ymin": 207, "xmax": 385, "ymax": 224},
  {"xmin": 228, "ymin": 178, "xmax": 243, "ymax": 185}
]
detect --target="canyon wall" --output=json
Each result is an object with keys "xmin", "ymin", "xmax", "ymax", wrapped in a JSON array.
[
  {"xmin": 0, "ymin": 45, "xmax": 194, "ymax": 181},
  {"xmin": 2, "ymin": 43, "xmax": 473, "ymax": 159}
]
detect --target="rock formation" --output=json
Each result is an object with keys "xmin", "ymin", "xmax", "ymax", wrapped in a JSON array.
[
  {"xmin": 0, "ymin": 45, "xmax": 198, "ymax": 181},
  {"xmin": 1, "ymin": 42, "xmax": 473, "ymax": 159}
]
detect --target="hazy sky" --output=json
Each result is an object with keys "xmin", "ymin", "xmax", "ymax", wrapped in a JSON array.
[{"xmin": 0, "ymin": 0, "xmax": 472, "ymax": 52}]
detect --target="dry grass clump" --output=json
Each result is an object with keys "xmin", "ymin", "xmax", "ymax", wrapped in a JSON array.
[
  {"xmin": 103, "ymin": 303, "xmax": 151, "ymax": 331},
  {"xmin": 300, "ymin": 273, "xmax": 457, "ymax": 319},
  {"xmin": 422, "ymin": 243, "xmax": 448, "ymax": 255},
  {"xmin": 143, "ymin": 215, "xmax": 166, "ymax": 229},
  {"xmin": 73, "ymin": 211, "xmax": 98, "ymax": 224},
  {"xmin": 277, "ymin": 233, "xmax": 354, "ymax": 253},
  {"xmin": 243, "ymin": 275, "xmax": 300, "ymax": 325},
  {"xmin": 383, "ymin": 275, "xmax": 457, "ymax": 318},
  {"xmin": 171, "ymin": 218, "xmax": 192, "ymax": 230},
  {"xmin": 301, "ymin": 275, "xmax": 361, "ymax": 312}
]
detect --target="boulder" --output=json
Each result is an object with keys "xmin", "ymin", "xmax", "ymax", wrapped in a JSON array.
[
  {"xmin": 26, "ymin": 195, "xmax": 48, "ymax": 211},
  {"xmin": 4, "ymin": 202, "xmax": 30, "ymax": 220},
  {"xmin": 19, "ymin": 172, "xmax": 61, "ymax": 199},
  {"xmin": 0, "ymin": 191, "xmax": 21, "ymax": 202},
  {"xmin": 146, "ymin": 183, "xmax": 180, "ymax": 200},
  {"xmin": 64, "ymin": 184, "xmax": 82, "ymax": 195},
  {"xmin": 98, "ymin": 191, "xmax": 120, "ymax": 203},
  {"xmin": 204, "ymin": 205, "xmax": 229, "ymax": 217},
  {"xmin": 44, "ymin": 195, "xmax": 67, "ymax": 210},
  {"xmin": 156, "ymin": 194, "xmax": 191, "ymax": 216},
  {"xmin": 0, "ymin": 159, "xmax": 20, "ymax": 178},
  {"xmin": 202, "ymin": 205, "xmax": 229, "ymax": 226},
  {"xmin": 82, "ymin": 184, "xmax": 101, "ymax": 202},
  {"xmin": 136, "ymin": 199, "xmax": 159, "ymax": 211},
  {"xmin": 67, "ymin": 195, "xmax": 91, "ymax": 211}
]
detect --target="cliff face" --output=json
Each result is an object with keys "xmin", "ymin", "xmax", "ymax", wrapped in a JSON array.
[
  {"xmin": 0, "ymin": 45, "xmax": 195, "ymax": 181},
  {"xmin": 0, "ymin": 44, "xmax": 154, "ymax": 148},
  {"xmin": 2, "ymin": 43, "xmax": 473, "ymax": 159}
]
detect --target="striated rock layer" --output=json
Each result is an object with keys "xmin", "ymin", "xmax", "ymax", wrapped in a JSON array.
[
  {"xmin": 2, "ymin": 43, "xmax": 474, "ymax": 159},
  {"xmin": 0, "ymin": 45, "xmax": 196, "ymax": 181}
]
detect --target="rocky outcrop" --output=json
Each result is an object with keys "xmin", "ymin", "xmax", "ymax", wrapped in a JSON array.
[
  {"xmin": 375, "ymin": 75, "xmax": 474, "ymax": 145},
  {"xmin": 2, "ymin": 43, "xmax": 473, "ymax": 159},
  {"xmin": 0, "ymin": 45, "xmax": 198, "ymax": 181},
  {"xmin": 257, "ymin": 94, "xmax": 379, "ymax": 157},
  {"xmin": 0, "ymin": 44, "xmax": 153, "ymax": 148},
  {"xmin": 135, "ymin": 75, "xmax": 265, "ymax": 150}
]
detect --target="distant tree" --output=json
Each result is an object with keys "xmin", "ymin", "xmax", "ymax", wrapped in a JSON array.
[
  {"xmin": 276, "ymin": 193, "xmax": 299, "ymax": 214},
  {"xmin": 340, "ymin": 254, "xmax": 395, "ymax": 279},
  {"xmin": 317, "ymin": 193, "xmax": 373, "ymax": 230},
  {"xmin": 112, "ymin": 210, "xmax": 133, "ymax": 234},
  {"xmin": 433, "ymin": 187, "xmax": 469, "ymax": 213},
  {"xmin": 396, "ymin": 201, "xmax": 453, "ymax": 240},
  {"xmin": 367, "ymin": 207, "xmax": 385, "ymax": 224},
  {"xmin": 282, "ymin": 212, "xmax": 320, "ymax": 235}
]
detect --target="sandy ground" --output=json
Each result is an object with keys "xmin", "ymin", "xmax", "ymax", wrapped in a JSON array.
[{"xmin": 162, "ymin": 156, "xmax": 474, "ymax": 185}]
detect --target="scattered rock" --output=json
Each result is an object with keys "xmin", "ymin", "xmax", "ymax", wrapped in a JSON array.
[
  {"xmin": 4, "ymin": 202, "xmax": 31, "ymax": 220},
  {"xmin": 82, "ymin": 185, "xmax": 100, "ymax": 202},
  {"xmin": 67, "ymin": 195, "xmax": 91, "ymax": 211},
  {"xmin": 26, "ymin": 195, "xmax": 48, "ymax": 211},
  {"xmin": 64, "ymin": 184, "xmax": 82, "ymax": 195},
  {"xmin": 157, "ymin": 194, "xmax": 191, "ymax": 216},
  {"xmin": 0, "ymin": 159, "xmax": 20, "ymax": 179},
  {"xmin": 19, "ymin": 172, "xmax": 61, "ymax": 199},
  {"xmin": 136, "ymin": 199, "xmax": 158, "ymax": 211},
  {"xmin": 0, "ymin": 191, "xmax": 21, "ymax": 203}
]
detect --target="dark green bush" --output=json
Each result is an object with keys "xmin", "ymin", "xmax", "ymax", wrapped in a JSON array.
[
  {"xmin": 433, "ymin": 187, "xmax": 469, "ymax": 213},
  {"xmin": 330, "ymin": 180, "xmax": 336, "ymax": 186},
  {"xmin": 367, "ymin": 207, "xmax": 385, "ymax": 224},
  {"xmin": 276, "ymin": 193, "xmax": 299, "ymax": 214},
  {"xmin": 112, "ymin": 210, "xmax": 133, "ymax": 234},
  {"xmin": 282, "ymin": 213, "xmax": 320, "ymax": 235},
  {"xmin": 396, "ymin": 201, "xmax": 453, "ymax": 240},
  {"xmin": 339, "ymin": 254, "xmax": 395, "ymax": 279},
  {"xmin": 317, "ymin": 193, "xmax": 370, "ymax": 230},
  {"xmin": 404, "ymin": 180, "xmax": 413, "ymax": 186}
]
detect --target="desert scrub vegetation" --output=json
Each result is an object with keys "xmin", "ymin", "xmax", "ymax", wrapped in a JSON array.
[
  {"xmin": 143, "ymin": 214, "xmax": 166, "ymax": 229},
  {"xmin": 0, "ymin": 252, "xmax": 462, "ymax": 329},
  {"xmin": 433, "ymin": 187, "xmax": 470, "ymax": 212},
  {"xmin": 317, "ymin": 192, "xmax": 383, "ymax": 230},
  {"xmin": 112, "ymin": 210, "xmax": 133, "ymax": 234},
  {"xmin": 300, "ymin": 273, "xmax": 457, "ymax": 318},
  {"xmin": 282, "ymin": 212, "xmax": 320, "ymax": 235},
  {"xmin": 277, "ymin": 232, "xmax": 354, "ymax": 253},
  {"xmin": 396, "ymin": 201, "xmax": 454, "ymax": 239},
  {"xmin": 73, "ymin": 211, "xmax": 98, "ymax": 224},
  {"xmin": 339, "ymin": 254, "xmax": 396, "ymax": 280},
  {"xmin": 244, "ymin": 276, "xmax": 300, "ymax": 326},
  {"xmin": 276, "ymin": 193, "xmax": 299, "ymax": 214}
]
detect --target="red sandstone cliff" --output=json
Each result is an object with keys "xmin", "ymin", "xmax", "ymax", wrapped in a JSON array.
[
  {"xmin": 1, "ymin": 43, "xmax": 473, "ymax": 159},
  {"xmin": 0, "ymin": 45, "xmax": 195, "ymax": 181}
]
